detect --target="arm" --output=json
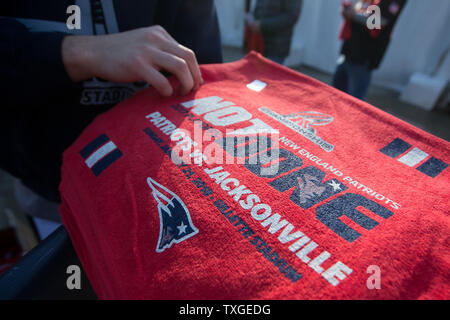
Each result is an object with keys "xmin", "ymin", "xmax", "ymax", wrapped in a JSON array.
[
  {"xmin": 0, "ymin": 18, "xmax": 73, "ymax": 107},
  {"xmin": 1, "ymin": 18, "xmax": 204, "ymax": 106},
  {"xmin": 63, "ymin": 26, "xmax": 203, "ymax": 96}
]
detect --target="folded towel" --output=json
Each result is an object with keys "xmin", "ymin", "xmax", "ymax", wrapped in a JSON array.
[{"xmin": 59, "ymin": 52, "xmax": 449, "ymax": 299}]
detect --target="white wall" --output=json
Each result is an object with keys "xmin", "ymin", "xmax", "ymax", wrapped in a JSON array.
[
  {"xmin": 215, "ymin": 0, "xmax": 246, "ymax": 47},
  {"xmin": 215, "ymin": 0, "xmax": 450, "ymax": 91}
]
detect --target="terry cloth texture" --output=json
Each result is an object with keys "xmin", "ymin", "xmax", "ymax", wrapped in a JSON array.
[{"xmin": 59, "ymin": 52, "xmax": 449, "ymax": 300}]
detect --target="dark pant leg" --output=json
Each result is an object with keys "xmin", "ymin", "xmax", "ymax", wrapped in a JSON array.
[
  {"xmin": 346, "ymin": 62, "xmax": 372, "ymax": 101},
  {"xmin": 267, "ymin": 56, "xmax": 285, "ymax": 65},
  {"xmin": 332, "ymin": 61, "xmax": 349, "ymax": 94}
]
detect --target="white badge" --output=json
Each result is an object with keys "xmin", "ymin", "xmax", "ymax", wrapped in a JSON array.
[{"xmin": 247, "ymin": 80, "xmax": 267, "ymax": 92}]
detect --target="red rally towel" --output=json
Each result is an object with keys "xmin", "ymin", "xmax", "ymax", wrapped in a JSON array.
[{"xmin": 59, "ymin": 52, "xmax": 450, "ymax": 300}]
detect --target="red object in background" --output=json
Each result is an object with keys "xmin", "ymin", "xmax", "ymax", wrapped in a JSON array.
[
  {"xmin": 244, "ymin": 25, "xmax": 264, "ymax": 55},
  {"xmin": 0, "ymin": 228, "xmax": 23, "ymax": 275},
  {"xmin": 369, "ymin": 29, "xmax": 382, "ymax": 38},
  {"xmin": 339, "ymin": 1, "xmax": 353, "ymax": 40},
  {"xmin": 59, "ymin": 53, "xmax": 450, "ymax": 299},
  {"xmin": 339, "ymin": 20, "xmax": 352, "ymax": 41}
]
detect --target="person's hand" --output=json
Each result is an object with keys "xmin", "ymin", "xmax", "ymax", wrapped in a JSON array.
[{"xmin": 62, "ymin": 25, "xmax": 203, "ymax": 97}]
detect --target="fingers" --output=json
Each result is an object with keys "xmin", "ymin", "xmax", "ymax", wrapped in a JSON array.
[
  {"xmin": 146, "ymin": 26, "xmax": 203, "ymax": 94},
  {"xmin": 137, "ymin": 26, "xmax": 203, "ymax": 96},
  {"xmin": 153, "ymin": 51, "xmax": 195, "ymax": 96},
  {"xmin": 160, "ymin": 41, "xmax": 203, "ymax": 90},
  {"xmin": 154, "ymin": 25, "xmax": 176, "ymax": 42},
  {"xmin": 156, "ymin": 28, "xmax": 203, "ymax": 86},
  {"xmin": 137, "ymin": 61, "xmax": 173, "ymax": 97}
]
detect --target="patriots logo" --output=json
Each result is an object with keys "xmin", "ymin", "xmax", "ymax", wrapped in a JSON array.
[{"xmin": 147, "ymin": 177, "xmax": 199, "ymax": 253}]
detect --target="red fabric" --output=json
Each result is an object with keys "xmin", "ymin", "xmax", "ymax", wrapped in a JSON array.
[
  {"xmin": 244, "ymin": 25, "xmax": 265, "ymax": 55},
  {"xmin": 369, "ymin": 29, "xmax": 382, "ymax": 38},
  {"xmin": 339, "ymin": 20, "xmax": 352, "ymax": 41},
  {"xmin": 59, "ymin": 52, "xmax": 450, "ymax": 300},
  {"xmin": 339, "ymin": 1, "xmax": 353, "ymax": 40}
]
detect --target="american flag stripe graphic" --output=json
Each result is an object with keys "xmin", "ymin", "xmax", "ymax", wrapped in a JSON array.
[
  {"xmin": 380, "ymin": 138, "xmax": 448, "ymax": 178},
  {"xmin": 80, "ymin": 134, "xmax": 123, "ymax": 176}
]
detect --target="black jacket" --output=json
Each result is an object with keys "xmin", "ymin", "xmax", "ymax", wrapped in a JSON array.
[
  {"xmin": 254, "ymin": 0, "xmax": 302, "ymax": 58},
  {"xmin": 341, "ymin": 0, "xmax": 407, "ymax": 70},
  {"xmin": 0, "ymin": 0, "xmax": 222, "ymax": 202}
]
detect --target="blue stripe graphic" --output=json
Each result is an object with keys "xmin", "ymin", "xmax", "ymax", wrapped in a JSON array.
[
  {"xmin": 80, "ymin": 134, "xmax": 110, "ymax": 159},
  {"xmin": 380, "ymin": 138, "xmax": 412, "ymax": 158},
  {"xmin": 91, "ymin": 149, "xmax": 123, "ymax": 176},
  {"xmin": 416, "ymin": 157, "xmax": 448, "ymax": 178}
]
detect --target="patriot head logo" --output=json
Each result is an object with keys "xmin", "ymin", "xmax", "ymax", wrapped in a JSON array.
[
  {"xmin": 147, "ymin": 177, "xmax": 199, "ymax": 253},
  {"xmin": 297, "ymin": 174, "xmax": 327, "ymax": 204},
  {"xmin": 284, "ymin": 111, "xmax": 334, "ymax": 134}
]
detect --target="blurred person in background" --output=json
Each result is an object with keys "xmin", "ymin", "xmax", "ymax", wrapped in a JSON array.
[
  {"xmin": 333, "ymin": 0, "xmax": 407, "ymax": 100},
  {"xmin": 245, "ymin": 0, "xmax": 302, "ymax": 64},
  {"xmin": 0, "ymin": 0, "xmax": 222, "ymax": 225}
]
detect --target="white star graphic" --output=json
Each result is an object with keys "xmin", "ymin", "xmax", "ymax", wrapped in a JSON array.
[
  {"xmin": 177, "ymin": 222, "xmax": 187, "ymax": 235},
  {"xmin": 328, "ymin": 180, "xmax": 342, "ymax": 192}
]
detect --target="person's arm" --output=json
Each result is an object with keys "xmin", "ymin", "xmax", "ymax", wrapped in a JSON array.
[
  {"xmin": 0, "ymin": 18, "xmax": 74, "ymax": 107},
  {"xmin": 258, "ymin": 0, "xmax": 302, "ymax": 33},
  {"xmin": 63, "ymin": 26, "xmax": 203, "ymax": 97},
  {"xmin": 1, "ymin": 18, "xmax": 204, "ymax": 107}
]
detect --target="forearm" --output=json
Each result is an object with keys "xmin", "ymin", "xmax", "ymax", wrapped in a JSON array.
[
  {"xmin": 4, "ymin": 20, "xmax": 204, "ymax": 102},
  {"xmin": 62, "ymin": 35, "xmax": 96, "ymax": 82},
  {"xmin": 0, "ymin": 18, "xmax": 75, "ymax": 107},
  {"xmin": 62, "ymin": 26, "xmax": 203, "ymax": 97}
]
